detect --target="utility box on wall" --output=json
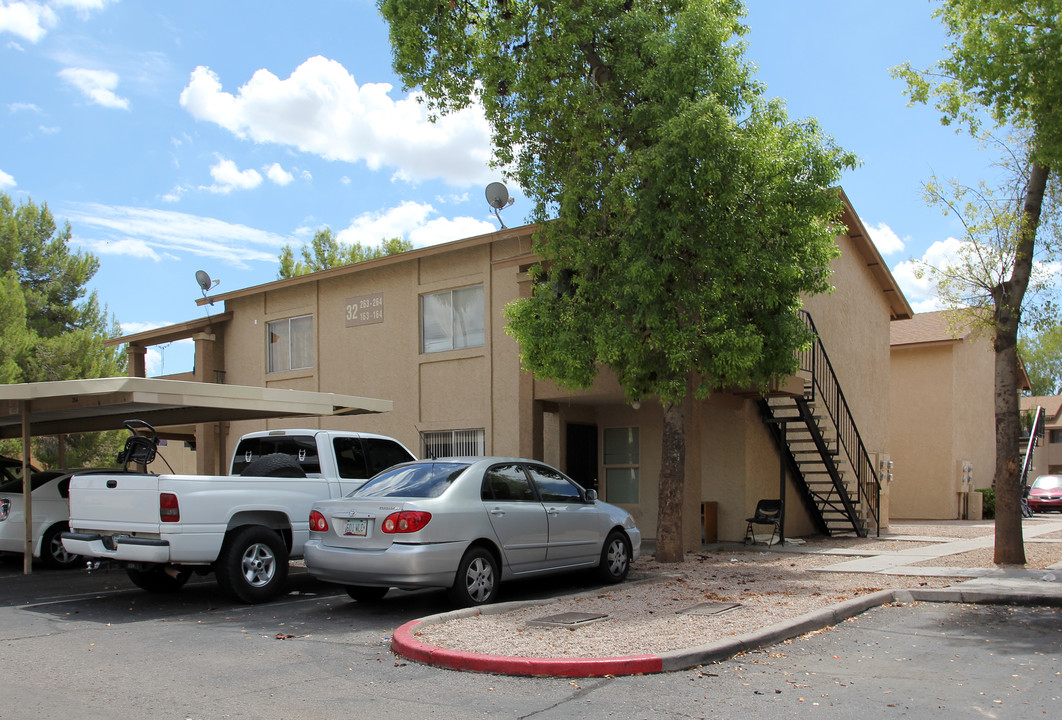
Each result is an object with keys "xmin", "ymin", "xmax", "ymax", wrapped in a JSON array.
[{"xmin": 957, "ymin": 460, "xmax": 974, "ymax": 519}]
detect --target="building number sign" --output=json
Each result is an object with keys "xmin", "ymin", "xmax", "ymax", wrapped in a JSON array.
[{"xmin": 345, "ymin": 292, "xmax": 384, "ymax": 327}]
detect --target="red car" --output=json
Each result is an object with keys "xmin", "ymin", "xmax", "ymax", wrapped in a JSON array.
[{"xmin": 1027, "ymin": 475, "xmax": 1062, "ymax": 513}]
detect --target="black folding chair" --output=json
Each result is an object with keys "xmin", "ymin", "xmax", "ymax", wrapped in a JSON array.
[{"xmin": 744, "ymin": 499, "xmax": 782, "ymax": 546}]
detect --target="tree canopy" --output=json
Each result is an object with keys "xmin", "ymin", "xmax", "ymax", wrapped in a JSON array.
[
  {"xmin": 1019, "ymin": 324, "xmax": 1062, "ymax": 396},
  {"xmin": 381, "ymin": 0, "xmax": 856, "ymax": 559},
  {"xmin": 895, "ymin": 0, "xmax": 1062, "ymax": 564},
  {"xmin": 0, "ymin": 192, "xmax": 125, "ymax": 466},
  {"xmin": 278, "ymin": 228, "xmax": 413, "ymax": 278}
]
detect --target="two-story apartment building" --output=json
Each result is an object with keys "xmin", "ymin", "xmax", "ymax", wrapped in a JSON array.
[{"xmin": 113, "ymin": 191, "xmax": 911, "ymax": 551}]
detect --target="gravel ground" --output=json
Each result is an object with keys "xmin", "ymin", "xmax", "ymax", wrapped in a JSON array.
[{"xmin": 412, "ymin": 520, "xmax": 1062, "ymax": 659}]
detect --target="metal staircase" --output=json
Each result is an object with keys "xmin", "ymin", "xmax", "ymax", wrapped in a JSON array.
[{"xmin": 758, "ymin": 311, "xmax": 881, "ymax": 537}]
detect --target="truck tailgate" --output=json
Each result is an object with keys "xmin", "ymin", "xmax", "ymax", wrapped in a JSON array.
[{"xmin": 68, "ymin": 472, "xmax": 162, "ymax": 533}]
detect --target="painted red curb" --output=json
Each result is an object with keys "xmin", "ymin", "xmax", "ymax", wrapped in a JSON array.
[{"xmin": 392, "ymin": 619, "xmax": 664, "ymax": 677}]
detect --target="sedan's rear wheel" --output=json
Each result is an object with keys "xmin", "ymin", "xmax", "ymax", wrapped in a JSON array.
[
  {"xmin": 41, "ymin": 523, "xmax": 82, "ymax": 569},
  {"xmin": 596, "ymin": 530, "xmax": 631, "ymax": 583},
  {"xmin": 345, "ymin": 585, "xmax": 388, "ymax": 602},
  {"xmin": 448, "ymin": 546, "xmax": 499, "ymax": 607}
]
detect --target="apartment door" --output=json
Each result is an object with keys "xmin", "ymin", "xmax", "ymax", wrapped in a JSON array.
[{"xmin": 565, "ymin": 423, "xmax": 598, "ymax": 492}]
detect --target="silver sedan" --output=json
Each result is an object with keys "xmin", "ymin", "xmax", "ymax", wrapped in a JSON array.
[{"xmin": 303, "ymin": 457, "xmax": 641, "ymax": 607}]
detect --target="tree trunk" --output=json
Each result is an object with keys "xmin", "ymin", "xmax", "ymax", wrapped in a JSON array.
[
  {"xmin": 993, "ymin": 160, "xmax": 1050, "ymax": 566},
  {"xmin": 655, "ymin": 399, "xmax": 687, "ymax": 562}
]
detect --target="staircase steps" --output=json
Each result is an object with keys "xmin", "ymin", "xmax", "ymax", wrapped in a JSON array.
[{"xmin": 757, "ymin": 311, "xmax": 882, "ymax": 538}]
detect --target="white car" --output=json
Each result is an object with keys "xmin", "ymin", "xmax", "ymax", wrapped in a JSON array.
[{"xmin": 0, "ymin": 461, "xmax": 117, "ymax": 569}]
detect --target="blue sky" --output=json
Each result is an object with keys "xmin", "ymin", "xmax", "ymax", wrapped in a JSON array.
[{"xmin": 1, "ymin": 0, "xmax": 996, "ymax": 375}]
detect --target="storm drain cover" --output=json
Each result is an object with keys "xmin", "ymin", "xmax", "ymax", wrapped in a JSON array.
[
  {"xmin": 677, "ymin": 601, "xmax": 741, "ymax": 616},
  {"xmin": 527, "ymin": 612, "xmax": 608, "ymax": 628}
]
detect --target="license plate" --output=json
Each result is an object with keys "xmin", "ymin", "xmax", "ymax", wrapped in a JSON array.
[{"xmin": 343, "ymin": 518, "xmax": 368, "ymax": 537}]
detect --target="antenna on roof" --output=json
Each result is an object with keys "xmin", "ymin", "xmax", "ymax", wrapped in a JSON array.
[
  {"xmin": 485, "ymin": 182, "xmax": 514, "ymax": 229},
  {"xmin": 195, "ymin": 270, "xmax": 220, "ymax": 306}
]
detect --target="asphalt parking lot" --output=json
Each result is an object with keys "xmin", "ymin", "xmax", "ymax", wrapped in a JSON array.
[{"xmin": 2, "ymin": 556, "xmax": 1060, "ymax": 720}]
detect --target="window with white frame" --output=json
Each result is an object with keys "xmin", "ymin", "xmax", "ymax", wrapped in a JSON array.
[
  {"xmin": 603, "ymin": 427, "xmax": 639, "ymax": 504},
  {"xmin": 422, "ymin": 429, "xmax": 485, "ymax": 459},
  {"xmin": 421, "ymin": 285, "xmax": 485, "ymax": 353},
  {"xmin": 267, "ymin": 315, "xmax": 313, "ymax": 373}
]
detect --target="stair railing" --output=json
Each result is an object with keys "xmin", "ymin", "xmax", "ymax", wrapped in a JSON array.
[
  {"xmin": 795, "ymin": 310, "xmax": 881, "ymax": 535},
  {"xmin": 1020, "ymin": 405, "xmax": 1045, "ymax": 517}
]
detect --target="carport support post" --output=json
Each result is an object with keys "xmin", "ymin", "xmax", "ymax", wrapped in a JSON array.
[{"xmin": 22, "ymin": 400, "xmax": 32, "ymax": 575}]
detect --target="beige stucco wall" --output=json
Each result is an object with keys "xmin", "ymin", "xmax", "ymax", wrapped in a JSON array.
[
  {"xmin": 176, "ymin": 219, "xmax": 897, "ymax": 545},
  {"xmin": 208, "ymin": 234, "xmax": 533, "ymax": 463},
  {"xmin": 889, "ymin": 332, "xmax": 995, "ymax": 519},
  {"xmin": 529, "ymin": 226, "xmax": 898, "ymax": 544}
]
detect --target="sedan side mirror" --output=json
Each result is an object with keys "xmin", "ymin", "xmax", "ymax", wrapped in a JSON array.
[{"xmin": 584, "ymin": 489, "xmax": 598, "ymax": 502}]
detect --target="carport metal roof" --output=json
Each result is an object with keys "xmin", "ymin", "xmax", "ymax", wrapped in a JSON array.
[
  {"xmin": 0, "ymin": 376, "xmax": 392, "ymax": 574},
  {"xmin": 0, "ymin": 376, "xmax": 391, "ymax": 439}
]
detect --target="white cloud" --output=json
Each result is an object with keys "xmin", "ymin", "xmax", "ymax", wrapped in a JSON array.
[
  {"xmin": 52, "ymin": 0, "xmax": 115, "ymax": 16},
  {"xmin": 436, "ymin": 192, "xmax": 470, "ymax": 205},
  {"xmin": 862, "ymin": 218, "xmax": 905, "ymax": 256},
  {"xmin": 891, "ymin": 236, "xmax": 971, "ymax": 313},
  {"xmin": 8, "ymin": 101, "xmax": 41, "ymax": 113},
  {"xmin": 160, "ymin": 185, "xmax": 187, "ymax": 203},
  {"xmin": 0, "ymin": 168, "xmax": 15, "ymax": 189},
  {"xmin": 334, "ymin": 200, "xmax": 497, "ymax": 249},
  {"xmin": 203, "ymin": 156, "xmax": 262, "ymax": 193},
  {"xmin": 265, "ymin": 162, "xmax": 294, "ymax": 186},
  {"xmin": 79, "ymin": 236, "xmax": 164, "ymax": 261},
  {"xmin": 409, "ymin": 216, "xmax": 499, "ymax": 247},
  {"xmin": 58, "ymin": 67, "xmax": 130, "ymax": 109},
  {"xmin": 179, "ymin": 56, "xmax": 494, "ymax": 187},
  {"xmin": 0, "ymin": 2, "xmax": 57, "ymax": 42},
  {"xmin": 65, "ymin": 203, "xmax": 290, "ymax": 268},
  {"xmin": 0, "ymin": 1, "xmax": 113, "ymax": 42}
]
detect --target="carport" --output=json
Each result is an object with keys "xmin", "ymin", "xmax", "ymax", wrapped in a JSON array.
[{"xmin": 0, "ymin": 376, "xmax": 392, "ymax": 574}]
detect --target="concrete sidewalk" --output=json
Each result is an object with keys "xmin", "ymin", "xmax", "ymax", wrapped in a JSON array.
[{"xmin": 391, "ymin": 518, "xmax": 1062, "ymax": 677}]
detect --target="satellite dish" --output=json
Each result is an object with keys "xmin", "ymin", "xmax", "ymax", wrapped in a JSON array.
[
  {"xmin": 485, "ymin": 182, "xmax": 515, "ymax": 228},
  {"xmin": 195, "ymin": 270, "xmax": 220, "ymax": 305}
]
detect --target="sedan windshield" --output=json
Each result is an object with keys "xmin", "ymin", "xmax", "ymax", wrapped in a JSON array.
[
  {"xmin": 353, "ymin": 462, "xmax": 470, "ymax": 498},
  {"xmin": 1032, "ymin": 476, "xmax": 1062, "ymax": 490}
]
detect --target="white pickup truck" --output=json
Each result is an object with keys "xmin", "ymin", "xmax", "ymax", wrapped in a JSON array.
[{"xmin": 62, "ymin": 424, "xmax": 415, "ymax": 603}]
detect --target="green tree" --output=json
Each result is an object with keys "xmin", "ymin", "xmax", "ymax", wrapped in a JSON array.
[
  {"xmin": 895, "ymin": 0, "xmax": 1062, "ymax": 565},
  {"xmin": 0, "ymin": 193, "xmax": 126, "ymax": 467},
  {"xmin": 277, "ymin": 228, "xmax": 413, "ymax": 278},
  {"xmin": 0, "ymin": 271, "xmax": 32, "ymax": 384},
  {"xmin": 380, "ymin": 0, "xmax": 856, "ymax": 560},
  {"xmin": 1019, "ymin": 324, "xmax": 1062, "ymax": 396}
]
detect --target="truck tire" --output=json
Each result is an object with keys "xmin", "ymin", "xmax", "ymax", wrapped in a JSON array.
[
  {"xmin": 127, "ymin": 566, "xmax": 192, "ymax": 593},
  {"xmin": 215, "ymin": 526, "xmax": 289, "ymax": 604},
  {"xmin": 41, "ymin": 523, "xmax": 82, "ymax": 570},
  {"xmin": 239, "ymin": 453, "xmax": 306, "ymax": 478}
]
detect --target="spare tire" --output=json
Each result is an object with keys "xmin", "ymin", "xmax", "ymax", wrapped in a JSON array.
[{"xmin": 239, "ymin": 453, "xmax": 306, "ymax": 478}]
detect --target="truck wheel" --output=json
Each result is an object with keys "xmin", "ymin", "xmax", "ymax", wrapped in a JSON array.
[
  {"xmin": 41, "ymin": 523, "xmax": 82, "ymax": 570},
  {"xmin": 126, "ymin": 566, "xmax": 191, "ymax": 593},
  {"xmin": 239, "ymin": 453, "xmax": 306, "ymax": 478},
  {"xmin": 216, "ymin": 526, "xmax": 289, "ymax": 604}
]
